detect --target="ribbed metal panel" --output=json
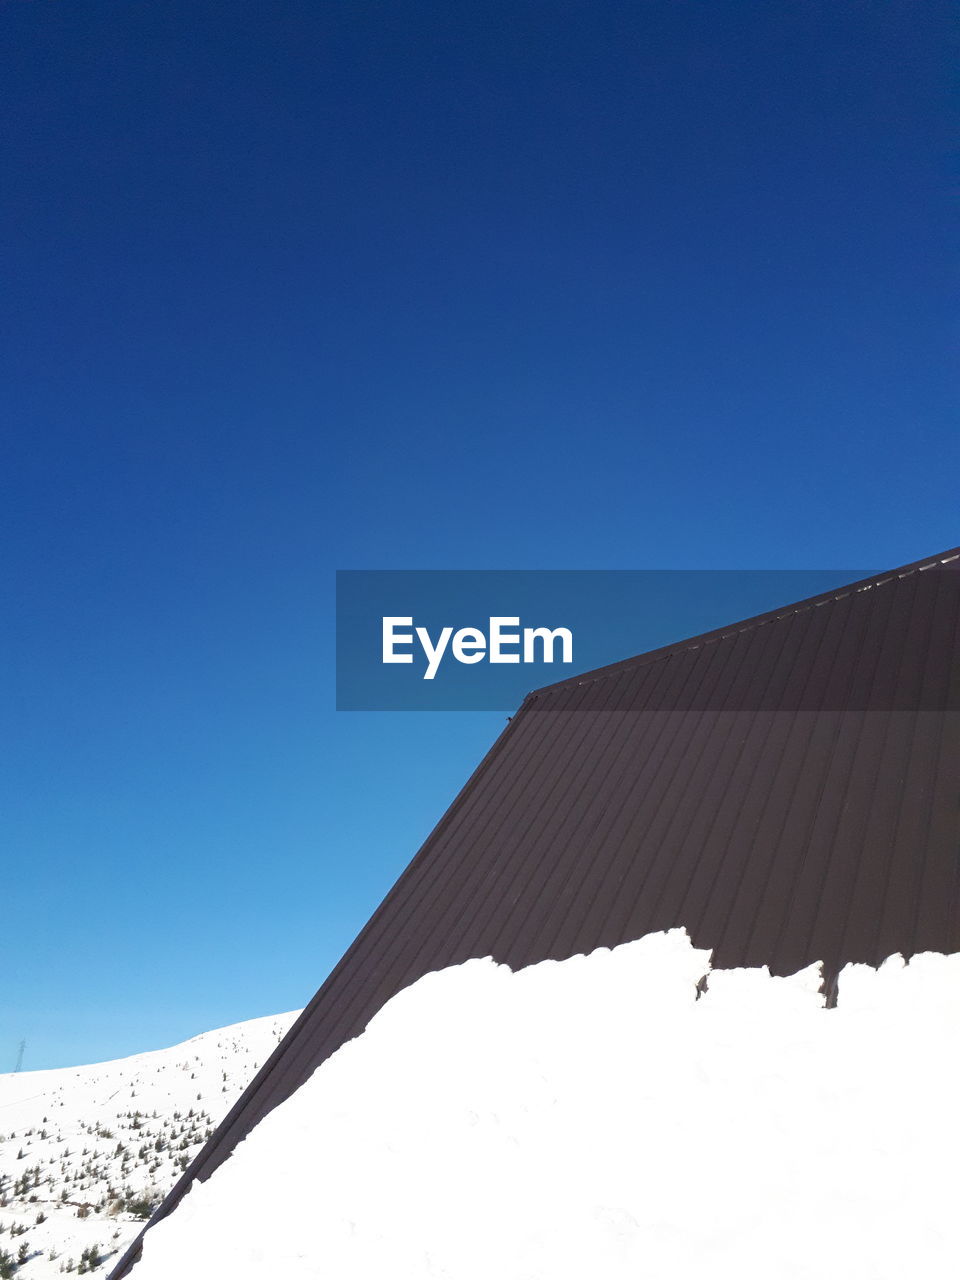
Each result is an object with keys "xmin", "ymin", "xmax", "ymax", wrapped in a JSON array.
[{"xmin": 111, "ymin": 547, "xmax": 960, "ymax": 1278}]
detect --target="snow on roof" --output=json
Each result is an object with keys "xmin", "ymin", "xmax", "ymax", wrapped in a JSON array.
[{"xmin": 129, "ymin": 930, "xmax": 960, "ymax": 1280}]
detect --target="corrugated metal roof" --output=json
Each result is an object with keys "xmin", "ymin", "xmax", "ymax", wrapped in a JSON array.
[{"xmin": 111, "ymin": 546, "xmax": 960, "ymax": 1277}]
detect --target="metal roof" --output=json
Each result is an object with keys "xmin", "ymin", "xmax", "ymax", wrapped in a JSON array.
[{"xmin": 111, "ymin": 545, "xmax": 960, "ymax": 1277}]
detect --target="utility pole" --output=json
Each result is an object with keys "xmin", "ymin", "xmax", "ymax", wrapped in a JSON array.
[{"xmin": 14, "ymin": 1040, "xmax": 25, "ymax": 1073}]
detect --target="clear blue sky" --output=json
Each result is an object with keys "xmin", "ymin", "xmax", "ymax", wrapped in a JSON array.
[{"xmin": 2, "ymin": 0, "xmax": 955, "ymax": 1070}]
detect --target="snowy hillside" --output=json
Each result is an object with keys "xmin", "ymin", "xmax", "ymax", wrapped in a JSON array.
[
  {"xmin": 131, "ymin": 930, "xmax": 960, "ymax": 1280},
  {"xmin": 0, "ymin": 1010, "xmax": 299, "ymax": 1277}
]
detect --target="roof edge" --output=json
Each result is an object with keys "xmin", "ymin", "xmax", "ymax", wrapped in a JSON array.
[{"xmin": 525, "ymin": 545, "xmax": 960, "ymax": 701}]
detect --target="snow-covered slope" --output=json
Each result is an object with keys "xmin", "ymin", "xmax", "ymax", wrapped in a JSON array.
[
  {"xmin": 131, "ymin": 930, "xmax": 960, "ymax": 1280},
  {"xmin": 0, "ymin": 1010, "xmax": 299, "ymax": 1277},
  {"xmin": 7, "ymin": 931, "xmax": 960, "ymax": 1280}
]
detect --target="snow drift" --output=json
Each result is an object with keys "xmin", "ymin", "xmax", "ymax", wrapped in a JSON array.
[{"xmin": 132, "ymin": 929, "xmax": 960, "ymax": 1280}]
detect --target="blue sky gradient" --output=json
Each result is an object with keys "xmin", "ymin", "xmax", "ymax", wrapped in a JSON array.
[{"xmin": 1, "ymin": 0, "xmax": 955, "ymax": 1068}]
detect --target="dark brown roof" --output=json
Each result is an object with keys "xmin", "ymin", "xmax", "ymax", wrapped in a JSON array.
[{"xmin": 110, "ymin": 546, "xmax": 960, "ymax": 1278}]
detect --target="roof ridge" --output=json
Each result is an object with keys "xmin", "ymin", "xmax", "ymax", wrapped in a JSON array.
[{"xmin": 526, "ymin": 546, "xmax": 960, "ymax": 701}]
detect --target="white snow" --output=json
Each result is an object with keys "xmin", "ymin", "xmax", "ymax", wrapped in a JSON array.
[
  {"xmin": 0, "ymin": 1010, "xmax": 298, "ymax": 1276},
  {"xmin": 126, "ymin": 929, "xmax": 960, "ymax": 1280}
]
